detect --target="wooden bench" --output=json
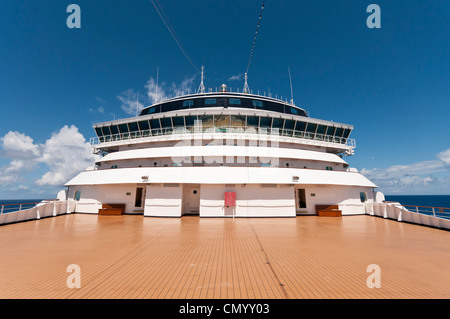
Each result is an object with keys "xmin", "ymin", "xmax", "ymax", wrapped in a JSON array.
[
  {"xmin": 99, "ymin": 204, "xmax": 126, "ymax": 215},
  {"xmin": 315, "ymin": 205, "xmax": 342, "ymax": 217}
]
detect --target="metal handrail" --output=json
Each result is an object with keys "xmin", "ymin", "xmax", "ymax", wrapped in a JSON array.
[
  {"xmin": 402, "ymin": 204, "xmax": 450, "ymax": 219},
  {"xmin": 90, "ymin": 127, "xmax": 355, "ymax": 148},
  {"xmin": 0, "ymin": 200, "xmax": 56, "ymax": 214}
]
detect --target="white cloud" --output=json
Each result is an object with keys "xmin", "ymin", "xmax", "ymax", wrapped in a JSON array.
[
  {"xmin": 35, "ymin": 125, "xmax": 99, "ymax": 186},
  {"xmin": 360, "ymin": 148, "xmax": 450, "ymax": 194},
  {"xmin": 0, "ymin": 131, "xmax": 41, "ymax": 159},
  {"xmin": 437, "ymin": 149, "xmax": 450, "ymax": 167},
  {"xmin": 228, "ymin": 73, "xmax": 243, "ymax": 81},
  {"xmin": 0, "ymin": 126, "xmax": 98, "ymax": 192},
  {"xmin": 118, "ymin": 74, "xmax": 198, "ymax": 116},
  {"xmin": 117, "ymin": 89, "xmax": 146, "ymax": 116}
]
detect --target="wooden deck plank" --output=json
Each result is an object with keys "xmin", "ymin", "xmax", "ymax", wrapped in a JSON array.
[{"xmin": 0, "ymin": 214, "xmax": 449, "ymax": 299}]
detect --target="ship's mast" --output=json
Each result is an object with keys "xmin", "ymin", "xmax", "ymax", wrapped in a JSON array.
[
  {"xmin": 197, "ymin": 66, "xmax": 205, "ymax": 94},
  {"xmin": 243, "ymin": 72, "xmax": 250, "ymax": 94}
]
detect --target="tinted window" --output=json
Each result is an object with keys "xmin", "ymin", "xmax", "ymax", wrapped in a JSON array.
[
  {"xmin": 150, "ymin": 119, "xmax": 161, "ymax": 129},
  {"xmin": 284, "ymin": 119, "xmax": 294, "ymax": 130},
  {"xmin": 288, "ymin": 107, "xmax": 298, "ymax": 115},
  {"xmin": 110, "ymin": 125, "xmax": 119, "ymax": 135},
  {"xmin": 128, "ymin": 122, "xmax": 139, "ymax": 132},
  {"xmin": 95, "ymin": 127, "xmax": 103, "ymax": 137},
  {"xmin": 259, "ymin": 117, "xmax": 272, "ymax": 128},
  {"xmin": 118, "ymin": 124, "xmax": 129, "ymax": 133},
  {"xmin": 205, "ymin": 98, "xmax": 216, "ymax": 105},
  {"xmin": 272, "ymin": 118, "xmax": 284, "ymax": 129},
  {"xmin": 138, "ymin": 120, "xmax": 150, "ymax": 131},
  {"xmin": 247, "ymin": 116, "xmax": 259, "ymax": 127},
  {"xmin": 185, "ymin": 115, "xmax": 197, "ymax": 127},
  {"xmin": 102, "ymin": 126, "xmax": 111, "ymax": 136},
  {"xmin": 316, "ymin": 125, "xmax": 326, "ymax": 135},
  {"xmin": 183, "ymin": 100, "xmax": 194, "ymax": 107},
  {"xmin": 335, "ymin": 127, "xmax": 343, "ymax": 137},
  {"xmin": 172, "ymin": 116, "xmax": 185, "ymax": 127},
  {"xmin": 306, "ymin": 123, "xmax": 317, "ymax": 133},
  {"xmin": 252, "ymin": 100, "xmax": 263, "ymax": 108},
  {"xmin": 295, "ymin": 121, "xmax": 306, "ymax": 132},
  {"xmin": 160, "ymin": 117, "xmax": 172, "ymax": 129},
  {"xmin": 343, "ymin": 128, "xmax": 351, "ymax": 138},
  {"xmin": 326, "ymin": 126, "xmax": 335, "ymax": 136},
  {"xmin": 229, "ymin": 98, "xmax": 241, "ymax": 105}
]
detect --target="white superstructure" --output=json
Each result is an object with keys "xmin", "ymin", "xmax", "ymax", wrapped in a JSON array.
[{"xmin": 65, "ymin": 83, "xmax": 384, "ymax": 217}]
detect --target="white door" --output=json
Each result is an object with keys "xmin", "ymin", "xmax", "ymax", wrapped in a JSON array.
[{"xmin": 183, "ymin": 185, "xmax": 200, "ymax": 215}]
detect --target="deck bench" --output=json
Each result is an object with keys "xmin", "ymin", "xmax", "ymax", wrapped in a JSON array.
[
  {"xmin": 315, "ymin": 205, "xmax": 342, "ymax": 217},
  {"xmin": 99, "ymin": 203, "xmax": 126, "ymax": 215}
]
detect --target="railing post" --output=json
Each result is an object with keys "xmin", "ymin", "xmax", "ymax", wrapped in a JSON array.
[
  {"xmin": 19, "ymin": 204, "xmax": 22, "ymax": 211},
  {"xmin": 1, "ymin": 205, "xmax": 3, "ymax": 214},
  {"xmin": 416, "ymin": 206, "xmax": 419, "ymax": 214},
  {"xmin": 432, "ymin": 207, "xmax": 436, "ymax": 217}
]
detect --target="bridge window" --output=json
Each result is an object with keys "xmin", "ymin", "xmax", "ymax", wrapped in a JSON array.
[
  {"xmin": 150, "ymin": 119, "xmax": 161, "ymax": 130},
  {"xmin": 185, "ymin": 115, "xmax": 197, "ymax": 127},
  {"xmin": 95, "ymin": 127, "xmax": 103, "ymax": 137},
  {"xmin": 183, "ymin": 100, "xmax": 194, "ymax": 107},
  {"xmin": 272, "ymin": 118, "xmax": 284, "ymax": 130},
  {"xmin": 160, "ymin": 117, "xmax": 172, "ymax": 129},
  {"xmin": 128, "ymin": 122, "xmax": 139, "ymax": 133},
  {"xmin": 138, "ymin": 120, "xmax": 150, "ymax": 131},
  {"xmin": 172, "ymin": 116, "xmax": 185, "ymax": 127},
  {"xmin": 259, "ymin": 117, "xmax": 272, "ymax": 128},
  {"xmin": 246, "ymin": 116, "xmax": 259, "ymax": 127},
  {"xmin": 205, "ymin": 98, "xmax": 216, "ymax": 105},
  {"xmin": 102, "ymin": 126, "xmax": 111, "ymax": 136},
  {"xmin": 110, "ymin": 125, "xmax": 119, "ymax": 135},
  {"xmin": 252, "ymin": 100, "xmax": 263, "ymax": 108},
  {"xmin": 306, "ymin": 123, "xmax": 317, "ymax": 134},
  {"xmin": 118, "ymin": 124, "xmax": 129, "ymax": 133},
  {"xmin": 229, "ymin": 98, "xmax": 241, "ymax": 105},
  {"xmin": 295, "ymin": 121, "xmax": 306, "ymax": 132},
  {"xmin": 326, "ymin": 126, "xmax": 335, "ymax": 136}
]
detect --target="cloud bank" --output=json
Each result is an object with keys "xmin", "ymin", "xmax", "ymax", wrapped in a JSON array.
[
  {"xmin": 117, "ymin": 74, "xmax": 198, "ymax": 116},
  {"xmin": 0, "ymin": 125, "xmax": 98, "ymax": 197},
  {"xmin": 360, "ymin": 149, "xmax": 450, "ymax": 194}
]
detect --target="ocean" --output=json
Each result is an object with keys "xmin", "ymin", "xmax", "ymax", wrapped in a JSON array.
[
  {"xmin": 384, "ymin": 195, "xmax": 450, "ymax": 208},
  {"xmin": 0, "ymin": 199, "xmax": 45, "ymax": 214}
]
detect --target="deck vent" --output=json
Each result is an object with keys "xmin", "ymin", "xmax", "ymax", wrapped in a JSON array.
[
  {"xmin": 292, "ymin": 176, "xmax": 299, "ymax": 182},
  {"xmin": 141, "ymin": 176, "xmax": 149, "ymax": 182}
]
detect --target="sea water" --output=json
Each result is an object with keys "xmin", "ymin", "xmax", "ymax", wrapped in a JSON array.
[
  {"xmin": 384, "ymin": 195, "xmax": 450, "ymax": 208},
  {"xmin": 0, "ymin": 199, "xmax": 44, "ymax": 214}
]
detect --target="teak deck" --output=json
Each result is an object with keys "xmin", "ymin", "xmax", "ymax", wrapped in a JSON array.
[{"xmin": 0, "ymin": 214, "xmax": 449, "ymax": 299}]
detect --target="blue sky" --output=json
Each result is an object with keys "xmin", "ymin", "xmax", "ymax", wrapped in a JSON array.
[{"xmin": 1, "ymin": 0, "xmax": 450, "ymax": 199}]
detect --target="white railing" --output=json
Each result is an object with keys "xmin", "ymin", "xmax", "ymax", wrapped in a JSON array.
[
  {"xmin": 365, "ymin": 202, "xmax": 450, "ymax": 230},
  {"xmin": 90, "ymin": 127, "xmax": 355, "ymax": 148},
  {"xmin": 0, "ymin": 200, "xmax": 76, "ymax": 226}
]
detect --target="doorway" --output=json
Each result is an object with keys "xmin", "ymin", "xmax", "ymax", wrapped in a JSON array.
[
  {"xmin": 182, "ymin": 184, "xmax": 200, "ymax": 215},
  {"xmin": 295, "ymin": 188, "xmax": 307, "ymax": 214}
]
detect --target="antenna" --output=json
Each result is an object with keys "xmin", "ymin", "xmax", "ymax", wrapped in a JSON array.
[
  {"xmin": 288, "ymin": 67, "xmax": 294, "ymax": 105},
  {"xmin": 243, "ymin": 0, "xmax": 265, "ymax": 95},
  {"xmin": 155, "ymin": 67, "xmax": 159, "ymax": 103},
  {"xmin": 197, "ymin": 65, "xmax": 205, "ymax": 94},
  {"xmin": 136, "ymin": 92, "xmax": 139, "ymax": 117},
  {"xmin": 243, "ymin": 72, "xmax": 250, "ymax": 93}
]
